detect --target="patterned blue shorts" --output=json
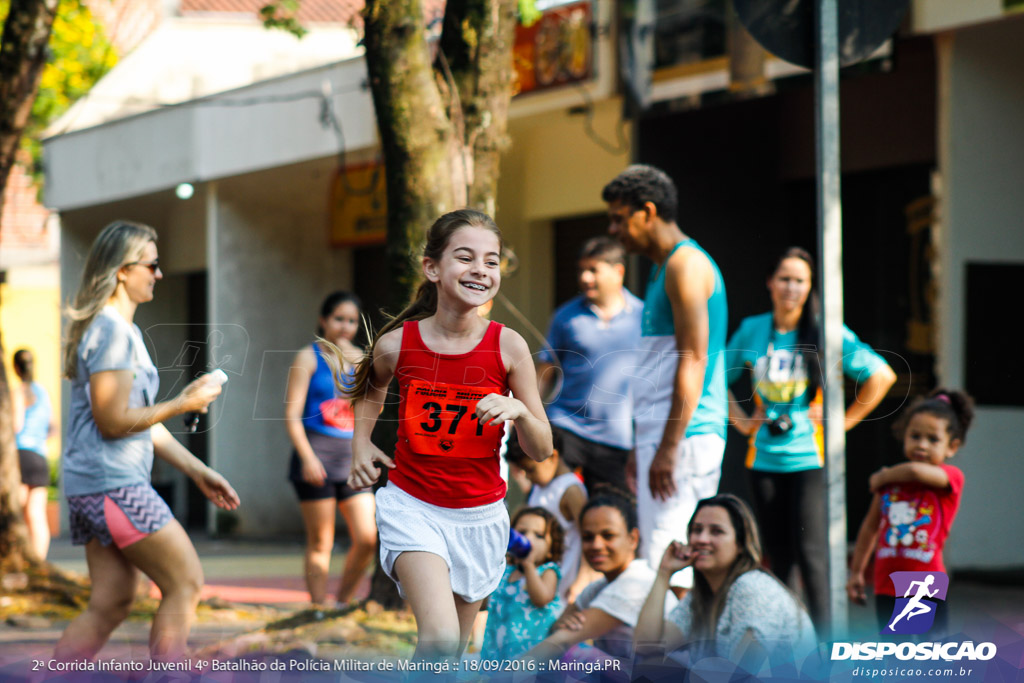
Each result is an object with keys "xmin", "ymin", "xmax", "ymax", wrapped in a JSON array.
[{"xmin": 67, "ymin": 483, "xmax": 174, "ymax": 548}]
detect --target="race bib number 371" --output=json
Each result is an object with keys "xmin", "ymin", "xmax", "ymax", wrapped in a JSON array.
[{"xmin": 404, "ymin": 379, "xmax": 504, "ymax": 457}]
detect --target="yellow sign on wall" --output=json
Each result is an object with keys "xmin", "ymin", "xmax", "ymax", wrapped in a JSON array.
[{"xmin": 328, "ymin": 162, "xmax": 387, "ymax": 247}]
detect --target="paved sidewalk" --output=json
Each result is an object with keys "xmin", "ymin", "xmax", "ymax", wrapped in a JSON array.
[
  {"xmin": 46, "ymin": 535, "xmax": 325, "ymax": 606},
  {"xmin": 0, "ymin": 534, "xmax": 372, "ymax": 676}
]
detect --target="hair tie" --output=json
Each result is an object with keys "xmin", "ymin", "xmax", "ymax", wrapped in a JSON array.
[{"xmin": 935, "ymin": 393, "xmax": 952, "ymax": 405}]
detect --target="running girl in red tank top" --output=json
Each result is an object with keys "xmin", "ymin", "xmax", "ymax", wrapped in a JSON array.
[{"xmin": 344, "ymin": 209, "xmax": 552, "ymax": 662}]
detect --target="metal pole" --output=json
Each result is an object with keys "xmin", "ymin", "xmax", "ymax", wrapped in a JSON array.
[{"xmin": 815, "ymin": 0, "xmax": 847, "ymax": 640}]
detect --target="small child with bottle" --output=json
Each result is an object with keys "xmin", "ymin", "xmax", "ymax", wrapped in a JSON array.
[
  {"xmin": 480, "ymin": 507, "xmax": 565, "ymax": 660},
  {"xmin": 504, "ymin": 429, "xmax": 591, "ymax": 600}
]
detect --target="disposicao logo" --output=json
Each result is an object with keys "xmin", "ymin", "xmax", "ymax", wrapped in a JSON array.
[
  {"xmin": 884, "ymin": 571, "xmax": 948, "ymax": 635},
  {"xmin": 831, "ymin": 571, "xmax": 997, "ymax": 663}
]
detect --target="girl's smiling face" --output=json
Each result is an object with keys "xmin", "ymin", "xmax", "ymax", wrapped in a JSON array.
[
  {"xmin": 424, "ymin": 225, "xmax": 501, "ymax": 309},
  {"xmin": 904, "ymin": 412, "xmax": 960, "ymax": 465}
]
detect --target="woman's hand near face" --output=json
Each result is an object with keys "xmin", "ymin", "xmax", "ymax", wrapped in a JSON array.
[{"xmin": 658, "ymin": 541, "xmax": 696, "ymax": 577}]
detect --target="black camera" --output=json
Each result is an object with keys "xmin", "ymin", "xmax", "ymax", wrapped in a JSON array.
[{"xmin": 766, "ymin": 414, "xmax": 794, "ymax": 436}]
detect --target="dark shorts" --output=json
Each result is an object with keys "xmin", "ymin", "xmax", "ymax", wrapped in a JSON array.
[
  {"xmin": 67, "ymin": 483, "xmax": 174, "ymax": 548},
  {"xmin": 291, "ymin": 478, "xmax": 369, "ymax": 502},
  {"xmin": 18, "ymin": 449, "xmax": 49, "ymax": 487},
  {"xmin": 289, "ymin": 430, "xmax": 366, "ymax": 501},
  {"xmin": 552, "ymin": 426, "xmax": 630, "ymax": 495}
]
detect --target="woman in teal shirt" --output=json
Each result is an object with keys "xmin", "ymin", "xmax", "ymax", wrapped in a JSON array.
[{"xmin": 725, "ymin": 247, "xmax": 896, "ymax": 633}]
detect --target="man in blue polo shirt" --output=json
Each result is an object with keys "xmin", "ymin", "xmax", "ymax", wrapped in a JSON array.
[{"xmin": 536, "ymin": 237, "xmax": 643, "ymax": 494}]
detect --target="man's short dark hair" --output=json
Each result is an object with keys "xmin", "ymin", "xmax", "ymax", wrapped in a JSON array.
[
  {"xmin": 578, "ymin": 236, "xmax": 625, "ymax": 266},
  {"xmin": 601, "ymin": 164, "xmax": 678, "ymax": 223}
]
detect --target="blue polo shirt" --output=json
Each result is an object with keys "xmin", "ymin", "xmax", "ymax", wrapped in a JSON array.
[{"xmin": 538, "ymin": 290, "xmax": 644, "ymax": 450}]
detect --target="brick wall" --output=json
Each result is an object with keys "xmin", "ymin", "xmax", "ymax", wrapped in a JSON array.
[{"xmin": 0, "ymin": 160, "xmax": 51, "ymax": 250}]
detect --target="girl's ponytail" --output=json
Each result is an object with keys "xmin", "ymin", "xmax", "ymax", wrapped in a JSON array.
[
  {"xmin": 928, "ymin": 388, "xmax": 975, "ymax": 443},
  {"xmin": 343, "ymin": 281, "xmax": 437, "ymax": 399}
]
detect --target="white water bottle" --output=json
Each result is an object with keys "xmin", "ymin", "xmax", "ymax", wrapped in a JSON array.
[{"xmin": 184, "ymin": 369, "xmax": 228, "ymax": 433}]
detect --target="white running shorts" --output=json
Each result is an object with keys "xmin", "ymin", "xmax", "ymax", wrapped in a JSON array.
[{"xmin": 375, "ymin": 482, "xmax": 509, "ymax": 602}]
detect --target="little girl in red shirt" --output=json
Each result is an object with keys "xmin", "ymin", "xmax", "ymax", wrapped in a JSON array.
[
  {"xmin": 847, "ymin": 388, "xmax": 974, "ymax": 635},
  {"xmin": 343, "ymin": 209, "xmax": 552, "ymax": 662}
]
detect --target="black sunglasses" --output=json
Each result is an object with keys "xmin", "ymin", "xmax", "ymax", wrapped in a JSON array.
[{"xmin": 125, "ymin": 260, "xmax": 160, "ymax": 273}]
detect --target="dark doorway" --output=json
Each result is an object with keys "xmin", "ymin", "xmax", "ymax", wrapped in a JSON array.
[{"xmin": 353, "ymin": 244, "xmax": 390, "ymax": 343}]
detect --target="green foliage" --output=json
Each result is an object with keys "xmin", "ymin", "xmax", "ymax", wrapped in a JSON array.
[
  {"xmin": 0, "ymin": 0, "xmax": 117, "ymax": 179},
  {"xmin": 518, "ymin": 0, "xmax": 541, "ymax": 27},
  {"xmin": 260, "ymin": 1, "xmax": 308, "ymax": 39}
]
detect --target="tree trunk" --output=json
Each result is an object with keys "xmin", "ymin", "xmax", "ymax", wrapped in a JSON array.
[
  {"xmin": 438, "ymin": 0, "xmax": 518, "ymax": 213},
  {"xmin": 0, "ymin": 0, "xmax": 60, "ymax": 217},
  {"xmin": 0, "ymin": 332, "xmax": 36, "ymax": 573},
  {"xmin": 360, "ymin": 0, "xmax": 518, "ymax": 606},
  {"xmin": 0, "ymin": 0, "xmax": 60, "ymax": 575}
]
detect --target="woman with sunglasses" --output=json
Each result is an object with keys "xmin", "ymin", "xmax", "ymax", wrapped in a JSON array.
[
  {"xmin": 55, "ymin": 221, "xmax": 239, "ymax": 663},
  {"xmin": 634, "ymin": 494, "xmax": 815, "ymax": 671}
]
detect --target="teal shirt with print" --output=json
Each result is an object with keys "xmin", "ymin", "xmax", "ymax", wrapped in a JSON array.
[{"xmin": 726, "ymin": 312, "xmax": 889, "ymax": 472}]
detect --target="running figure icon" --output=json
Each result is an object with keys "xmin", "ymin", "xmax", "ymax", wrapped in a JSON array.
[{"xmin": 888, "ymin": 574, "xmax": 938, "ymax": 631}]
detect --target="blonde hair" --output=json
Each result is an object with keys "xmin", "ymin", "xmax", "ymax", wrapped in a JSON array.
[{"xmin": 63, "ymin": 220, "xmax": 158, "ymax": 379}]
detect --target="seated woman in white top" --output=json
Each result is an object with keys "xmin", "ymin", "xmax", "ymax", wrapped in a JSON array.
[
  {"xmin": 524, "ymin": 493, "xmax": 677, "ymax": 665},
  {"xmin": 634, "ymin": 494, "xmax": 816, "ymax": 671}
]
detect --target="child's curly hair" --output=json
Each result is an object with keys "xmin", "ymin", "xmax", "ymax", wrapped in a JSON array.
[{"xmin": 511, "ymin": 506, "xmax": 565, "ymax": 564}]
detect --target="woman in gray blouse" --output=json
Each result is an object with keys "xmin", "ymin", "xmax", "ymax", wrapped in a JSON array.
[
  {"xmin": 634, "ymin": 494, "xmax": 815, "ymax": 672},
  {"xmin": 55, "ymin": 221, "xmax": 239, "ymax": 663}
]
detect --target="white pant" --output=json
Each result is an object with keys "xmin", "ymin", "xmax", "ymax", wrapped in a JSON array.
[{"xmin": 636, "ymin": 433, "xmax": 725, "ymax": 588}]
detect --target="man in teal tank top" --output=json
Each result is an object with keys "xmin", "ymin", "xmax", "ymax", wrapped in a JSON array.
[{"xmin": 603, "ymin": 165, "xmax": 728, "ymax": 593}]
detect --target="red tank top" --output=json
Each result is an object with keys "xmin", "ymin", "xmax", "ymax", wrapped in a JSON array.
[{"xmin": 390, "ymin": 319, "xmax": 509, "ymax": 508}]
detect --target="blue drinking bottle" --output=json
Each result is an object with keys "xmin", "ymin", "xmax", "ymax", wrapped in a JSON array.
[{"xmin": 507, "ymin": 528, "xmax": 532, "ymax": 559}]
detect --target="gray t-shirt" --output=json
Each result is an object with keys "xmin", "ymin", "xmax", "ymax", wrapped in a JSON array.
[{"xmin": 63, "ymin": 306, "xmax": 160, "ymax": 496}]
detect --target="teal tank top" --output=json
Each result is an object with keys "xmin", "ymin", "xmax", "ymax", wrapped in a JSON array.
[{"xmin": 635, "ymin": 239, "xmax": 728, "ymax": 442}]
